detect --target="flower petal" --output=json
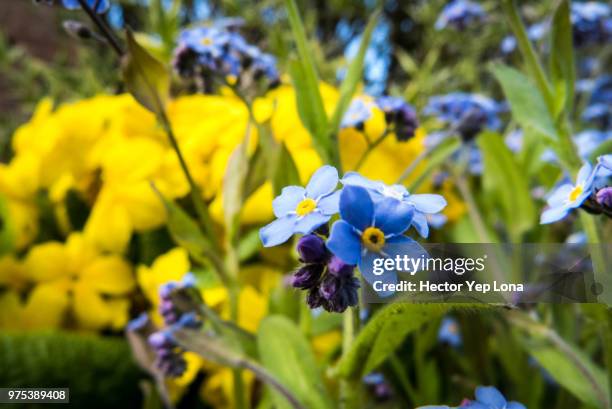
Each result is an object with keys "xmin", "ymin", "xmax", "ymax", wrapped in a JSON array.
[
  {"xmin": 374, "ymin": 197, "xmax": 414, "ymax": 236},
  {"xmin": 411, "ymin": 212, "xmax": 430, "ymax": 238},
  {"xmin": 341, "ymin": 172, "xmax": 383, "ymax": 191},
  {"xmin": 340, "ymin": 186, "xmax": 374, "ymax": 231},
  {"xmin": 474, "ymin": 386, "xmax": 507, "ymax": 408},
  {"xmin": 540, "ymin": 205, "xmax": 570, "ymax": 224},
  {"xmin": 576, "ymin": 162, "xmax": 593, "ymax": 185},
  {"xmin": 259, "ymin": 215, "xmax": 297, "ymax": 247},
  {"xmin": 318, "ymin": 190, "xmax": 341, "ymax": 215},
  {"xmin": 82, "ymin": 257, "xmax": 134, "ymax": 295},
  {"xmin": 384, "ymin": 236, "xmax": 428, "ymax": 274},
  {"xmin": 547, "ymin": 184, "xmax": 573, "ymax": 207},
  {"xmin": 327, "ymin": 220, "xmax": 362, "ymax": 265},
  {"xmin": 360, "ymin": 250, "xmax": 397, "ymax": 298},
  {"xmin": 409, "ymin": 194, "xmax": 447, "ymax": 213},
  {"xmin": 272, "ymin": 186, "xmax": 305, "ymax": 218},
  {"xmin": 294, "ymin": 212, "xmax": 330, "ymax": 235},
  {"xmin": 306, "ymin": 165, "xmax": 339, "ymax": 199}
]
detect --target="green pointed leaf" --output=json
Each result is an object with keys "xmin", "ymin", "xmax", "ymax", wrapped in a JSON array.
[
  {"xmin": 284, "ymin": 0, "xmax": 330, "ymax": 160},
  {"xmin": 490, "ymin": 64, "xmax": 556, "ymax": 140},
  {"xmin": 224, "ymin": 139, "xmax": 249, "ymax": 240},
  {"xmin": 174, "ymin": 328, "xmax": 307, "ymax": 409},
  {"xmin": 122, "ymin": 29, "xmax": 170, "ymax": 115},
  {"xmin": 477, "ymin": 132, "xmax": 536, "ymax": 237},
  {"xmin": 257, "ymin": 316, "xmax": 334, "ymax": 409},
  {"xmin": 550, "ymin": 0, "xmax": 575, "ymax": 117},
  {"xmin": 328, "ymin": 10, "xmax": 380, "ymax": 135},
  {"xmin": 522, "ymin": 338, "xmax": 609, "ymax": 408},
  {"xmin": 337, "ymin": 304, "xmax": 492, "ymax": 379}
]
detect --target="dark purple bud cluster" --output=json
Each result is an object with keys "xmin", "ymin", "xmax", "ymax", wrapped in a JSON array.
[
  {"xmin": 147, "ymin": 274, "xmax": 203, "ymax": 377},
  {"xmin": 292, "ymin": 234, "xmax": 359, "ymax": 313},
  {"xmin": 375, "ymin": 96, "xmax": 419, "ymax": 142}
]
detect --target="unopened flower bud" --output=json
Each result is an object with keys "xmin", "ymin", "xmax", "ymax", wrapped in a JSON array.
[
  {"xmin": 596, "ymin": 187, "xmax": 612, "ymax": 208},
  {"xmin": 292, "ymin": 264, "xmax": 323, "ymax": 290},
  {"xmin": 296, "ymin": 234, "xmax": 328, "ymax": 263}
]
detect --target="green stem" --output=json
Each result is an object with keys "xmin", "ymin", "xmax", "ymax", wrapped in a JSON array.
[
  {"xmin": 355, "ymin": 129, "xmax": 390, "ymax": 171},
  {"xmin": 389, "ymin": 353, "xmax": 418, "ymax": 403},
  {"xmin": 76, "ymin": 0, "xmax": 124, "ymax": 56},
  {"xmin": 339, "ymin": 310, "xmax": 356, "ymax": 409},
  {"xmin": 157, "ymin": 109, "xmax": 220, "ymax": 253},
  {"xmin": 450, "ymin": 165, "xmax": 491, "ymax": 243}
]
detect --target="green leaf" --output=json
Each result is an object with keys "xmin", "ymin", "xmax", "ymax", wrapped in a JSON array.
[
  {"xmin": 155, "ymin": 189, "xmax": 213, "ymax": 262},
  {"xmin": 0, "ymin": 192, "xmax": 15, "ymax": 255},
  {"xmin": 272, "ymin": 141, "xmax": 301, "ymax": 196},
  {"xmin": 174, "ymin": 328, "xmax": 307, "ymax": 409},
  {"xmin": 406, "ymin": 136, "xmax": 461, "ymax": 191},
  {"xmin": 284, "ymin": 0, "xmax": 330, "ymax": 160},
  {"xmin": 257, "ymin": 316, "xmax": 334, "ymax": 409},
  {"xmin": 549, "ymin": 0, "xmax": 575, "ymax": 117},
  {"xmin": 522, "ymin": 338, "xmax": 608, "ymax": 408},
  {"xmin": 337, "ymin": 304, "xmax": 451, "ymax": 378},
  {"xmin": 121, "ymin": 29, "xmax": 170, "ymax": 116},
  {"xmin": 243, "ymin": 144, "xmax": 268, "ymax": 199},
  {"xmin": 223, "ymin": 138, "xmax": 249, "ymax": 240},
  {"xmin": 288, "ymin": 60, "xmax": 329, "ymax": 161},
  {"xmin": 490, "ymin": 64, "xmax": 556, "ymax": 140},
  {"xmin": 328, "ymin": 11, "xmax": 380, "ymax": 135},
  {"xmin": 477, "ymin": 132, "xmax": 536, "ymax": 238}
]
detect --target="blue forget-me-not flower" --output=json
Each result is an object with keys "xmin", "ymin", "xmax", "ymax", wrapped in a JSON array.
[
  {"xmin": 418, "ymin": 386, "xmax": 526, "ymax": 409},
  {"xmin": 540, "ymin": 163, "xmax": 596, "ymax": 224},
  {"xmin": 61, "ymin": 0, "xmax": 110, "ymax": 13},
  {"xmin": 260, "ymin": 166, "xmax": 340, "ymax": 247},
  {"xmin": 435, "ymin": 0, "xmax": 487, "ymax": 31},
  {"xmin": 341, "ymin": 172, "xmax": 447, "ymax": 239}
]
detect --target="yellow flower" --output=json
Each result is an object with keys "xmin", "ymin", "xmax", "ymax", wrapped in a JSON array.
[{"xmin": 19, "ymin": 233, "xmax": 134, "ymax": 331}]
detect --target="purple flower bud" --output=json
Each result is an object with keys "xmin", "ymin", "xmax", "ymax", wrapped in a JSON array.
[
  {"xmin": 177, "ymin": 312, "xmax": 202, "ymax": 329},
  {"xmin": 159, "ymin": 282, "xmax": 178, "ymax": 301},
  {"xmin": 324, "ymin": 276, "xmax": 360, "ymax": 313},
  {"xmin": 306, "ymin": 287, "xmax": 324, "ymax": 309},
  {"xmin": 126, "ymin": 312, "xmax": 149, "ymax": 332},
  {"xmin": 596, "ymin": 187, "xmax": 612, "ymax": 208},
  {"xmin": 297, "ymin": 234, "xmax": 328, "ymax": 263},
  {"xmin": 320, "ymin": 275, "xmax": 339, "ymax": 300},
  {"xmin": 327, "ymin": 256, "xmax": 354, "ymax": 278},
  {"xmin": 292, "ymin": 264, "xmax": 324, "ymax": 290},
  {"xmin": 148, "ymin": 331, "xmax": 174, "ymax": 349}
]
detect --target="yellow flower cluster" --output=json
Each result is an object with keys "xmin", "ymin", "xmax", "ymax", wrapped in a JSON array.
[{"xmin": 0, "ymin": 84, "xmax": 464, "ymax": 333}]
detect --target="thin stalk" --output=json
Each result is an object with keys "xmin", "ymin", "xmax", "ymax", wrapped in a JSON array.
[
  {"xmin": 451, "ymin": 165, "xmax": 491, "ymax": 243},
  {"xmin": 157, "ymin": 108, "xmax": 220, "ymax": 252},
  {"xmin": 389, "ymin": 352, "xmax": 419, "ymax": 404},
  {"xmin": 355, "ymin": 129, "xmax": 390, "ymax": 171},
  {"xmin": 396, "ymin": 144, "xmax": 433, "ymax": 185},
  {"xmin": 339, "ymin": 309, "xmax": 356, "ymax": 409},
  {"xmin": 76, "ymin": 0, "xmax": 124, "ymax": 56}
]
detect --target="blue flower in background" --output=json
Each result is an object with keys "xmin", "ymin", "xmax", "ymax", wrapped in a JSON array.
[
  {"xmin": 424, "ymin": 93, "xmax": 503, "ymax": 141},
  {"xmin": 179, "ymin": 27, "xmax": 229, "ymax": 58},
  {"xmin": 376, "ymin": 96, "xmax": 419, "ymax": 141},
  {"xmin": 581, "ymin": 103, "xmax": 611, "ymax": 129},
  {"xmin": 260, "ymin": 166, "xmax": 340, "ymax": 247},
  {"xmin": 61, "ymin": 0, "xmax": 110, "ymax": 13},
  {"xmin": 342, "ymin": 172, "xmax": 447, "ymax": 238},
  {"xmin": 574, "ymin": 130, "xmax": 612, "ymax": 159},
  {"xmin": 462, "ymin": 386, "xmax": 526, "ymax": 409},
  {"xmin": 326, "ymin": 185, "xmax": 427, "ymax": 291},
  {"xmin": 341, "ymin": 99, "xmax": 374, "ymax": 129},
  {"xmin": 435, "ymin": 0, "xmax": 487, "ymax": 31},
  {"xmin": 571, "ymin": 2, "xmax": 612, "ymax": 46},
  {"xmin": 540, "ymin": 163, "xmax": 596, "ymax": 224},
  {"xmin": 438, "ymin": 317, "xmax": 462, "ymax": 347},
  {"xmin": 501, "ymin": 21, "xmax": 549, "ymax": 54},
  {"xmin": 418, "ymin": 386, "xmax": 525, "ymax": 409}
]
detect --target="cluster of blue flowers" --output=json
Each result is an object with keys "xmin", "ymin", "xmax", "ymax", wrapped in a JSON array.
[
  {"xmin": 540, "ymin": 155, "xmax": 612, "ymax": 224},
  {"xmin": 501, "ymin": 1, "xmax": 611, "ymax": 53},
  {"xmin": 424, "ymin": 93, "xmax": 504, "ymax": 142},
  {"xmin": 36, "ymin": 0, "xmax": 110, "ymax": 14},
  {"xmin": 420, "ymin": 386, "xmax": 526, "ymax": 409},
  {"xmin": 260, "ymin": 165, "xmax": 447, "ymax": 309},
  {"xmin": 341, "ymin": 96, "xmax": 419, "ymax": 142},
  {"xmin": 173, "ymin": 25, "xmax": 279, "ymax": 92},
  {"xmin": 434, "ymin": 0, "xmax": 487, "ymax": 31},
  {"xmin": 128, "ymin": 273, "xmax": 203, "ymax": 377},
  {"xmin": 582, "ymin": 75, "xmax": 612, "ymax": 131}
]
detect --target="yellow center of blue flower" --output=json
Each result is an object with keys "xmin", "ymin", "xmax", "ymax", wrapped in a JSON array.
[
  {"xmin": 361, "ymin": 227, "xmax": 385, "ymax": 252},
  {"xmin": 295, "ymin": 198, "xmax": 316, "ymax": 216},
  {"xmin": 201, "ymin": 37, "xmax": 213, "ymax": 46},
  {"xmin": 569, "ymin": 185, "xmax": 583, "ymax": 202}
]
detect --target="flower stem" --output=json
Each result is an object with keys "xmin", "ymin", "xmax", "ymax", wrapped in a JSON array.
[
  {"xmin": 355, "ymin": 129, "xmax": 390, "ymax": 171},
  {"xmin": 76, "ymin": 0, "xmax": 124, "ymax": 56},
  {"xmin": 339, "ymin": 309, "xmax": 356, "ymax": 409}
]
